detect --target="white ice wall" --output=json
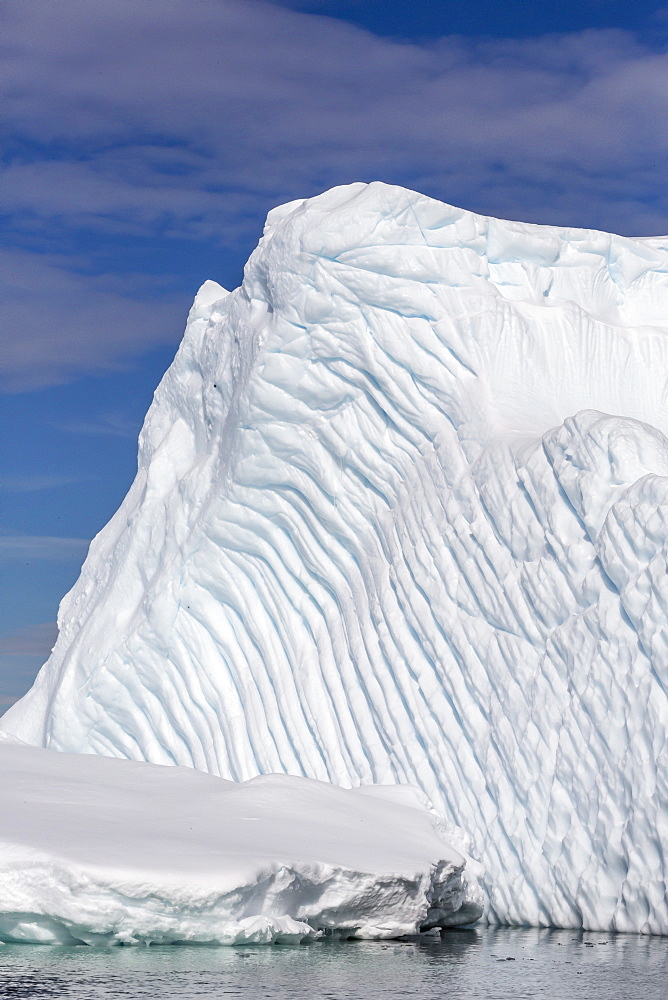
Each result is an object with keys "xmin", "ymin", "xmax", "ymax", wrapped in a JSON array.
[{"xmin": 3, "ymin": 183, "xmax": 667, "ymax": 933}]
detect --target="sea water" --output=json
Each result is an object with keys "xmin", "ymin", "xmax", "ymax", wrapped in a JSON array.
[{"xmin": 0, "ymin": 928, "xmax": 665, "ymax": 1000}]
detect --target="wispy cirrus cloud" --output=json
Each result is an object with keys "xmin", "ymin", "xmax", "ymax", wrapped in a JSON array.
[
  {"xmin": 5, "ymin": 1, "xmax": 664, "ymax": 218},
  {"xmin": 0, "ymin": 535, "xmax": 90, "ymax": 561},
  {"xmin": 3, "ymin": 0, "xmax": 666, "ymax": 390},
  {"xmin": 0, "ymin": 474, "xmax": 91, "ymax": 492},
  {"xmin": 0, "ymin": 622, "xmax": 58, "ymax": 657},
  {"xmin": 0, "ymin": 622, "xmax": 57, "ymax": 704},
  {"xmin": 1, "ymin": 248, "xmax": 187, "ymax": 391},
  {"xmin": 55, "ymin": 412, "xmax": 142, "ymax": 439}
]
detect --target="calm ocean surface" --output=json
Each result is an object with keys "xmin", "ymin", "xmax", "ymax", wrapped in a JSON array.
[{"xmin": 0, "ymin": 927, "xmax": 665, "ymax": 1000}]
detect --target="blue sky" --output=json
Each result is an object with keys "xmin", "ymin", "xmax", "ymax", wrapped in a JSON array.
[{"xmin": 2, "ymin": 0, "xmax": 667, "ymax": 705}]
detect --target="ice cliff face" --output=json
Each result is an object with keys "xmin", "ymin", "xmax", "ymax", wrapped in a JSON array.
[{"xmin": 3, "ymin": 182, "xmax": 667, "ymax": 934}]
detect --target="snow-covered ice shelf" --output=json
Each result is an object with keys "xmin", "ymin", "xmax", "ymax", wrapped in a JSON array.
[
  {"xmin": 0, "ymin": 733, "xmax": 482, "ymax": 945},
  {"xmin": 2, "ymin": 182, "xmax": 667, "ymax": 934}
]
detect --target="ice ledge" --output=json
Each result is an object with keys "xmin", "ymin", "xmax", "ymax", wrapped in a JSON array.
[{"xmin": 0, "ymin": 735, "xmax": 482, "ymax": 946}]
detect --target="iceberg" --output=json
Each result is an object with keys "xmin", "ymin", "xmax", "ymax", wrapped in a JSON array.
[
  {"xmin": 2, "ymin": 182, "xmax": 667, "ymax": 934},
  {"xmin": 0, "ymin": 733, "xmax": 481, "ymax": 945}
]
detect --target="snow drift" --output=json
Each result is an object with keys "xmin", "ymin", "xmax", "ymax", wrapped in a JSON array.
[
  {"xmin": 3, "ymin": 182, "xmax": 667, "ymax": 934},
  {"xmin": 0, "ymin": 733, "xmax": 481, "ymax": 945}
]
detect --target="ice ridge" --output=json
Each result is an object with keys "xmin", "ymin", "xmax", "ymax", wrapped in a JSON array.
[{"xmin": 3, "ymin": 182, "xmax": 667, "ymax": 934}]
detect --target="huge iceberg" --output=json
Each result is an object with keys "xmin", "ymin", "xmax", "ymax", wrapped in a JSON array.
[{"xmin": 3, "ymin": 182, "xmax": 667, "ymax": 934}]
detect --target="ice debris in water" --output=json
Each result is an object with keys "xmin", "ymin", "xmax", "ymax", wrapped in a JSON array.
[{"xmin": 2, "ymin": 182, "xmax": 667, "ymax": 935}]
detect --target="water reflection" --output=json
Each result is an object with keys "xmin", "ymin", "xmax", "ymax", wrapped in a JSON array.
[{"xmin": 0, "ymin": 928, "xmax": 665, "ymax": 1000}]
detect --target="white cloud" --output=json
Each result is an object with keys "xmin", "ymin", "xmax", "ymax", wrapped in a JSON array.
[
  {"xmin": 5, "ymin": 4, "xmax": 663, "ymax": 186},
  {"xmin": 0, "ymin": 535, "xmax": 90, "ymax": 561},
  {"xmin": 2, "ymin": 0, "xmax": 665, "ymax": 389},
  {"xmin": 55, "ymin": 413, "xmax": 142, "ymax": 439},
  {"xmin": 0, "ymin": 474, "xmax": 90, "ymax": 492},
  {"xmin": 0, "ymin": 622, "xmax": 58, "ymax": 656},
  {"xmin": 1, "ymin": 248, "xmax": 187, "ymax": 391}
]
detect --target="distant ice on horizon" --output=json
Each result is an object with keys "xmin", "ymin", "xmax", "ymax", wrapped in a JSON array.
[{"xmin": 3, "ymin": 182, "xmax": 667, "ymax": 935}]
